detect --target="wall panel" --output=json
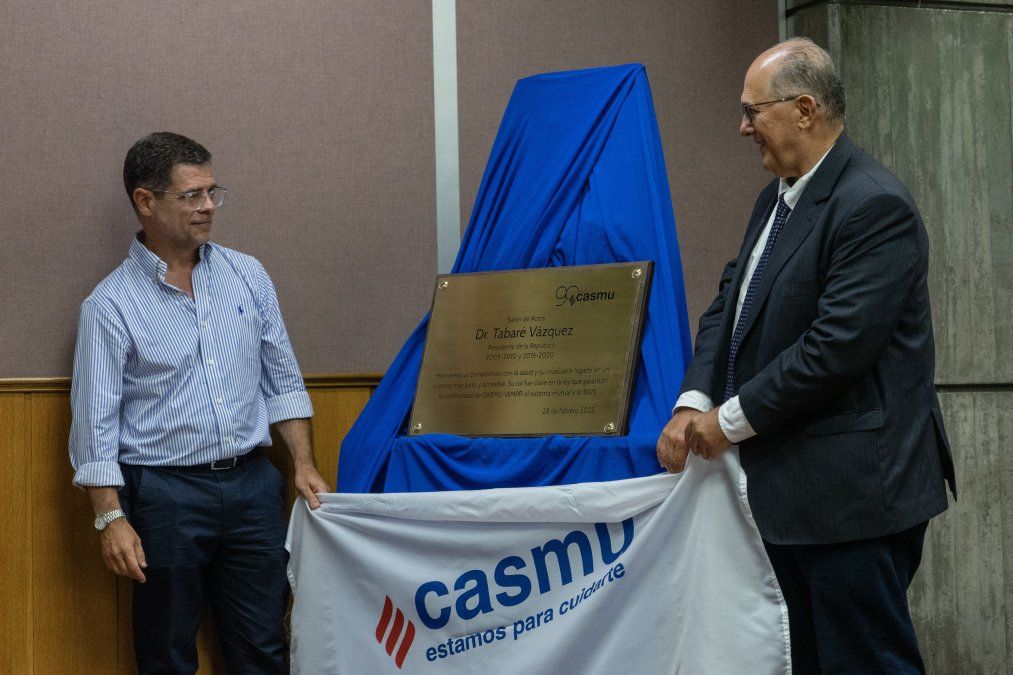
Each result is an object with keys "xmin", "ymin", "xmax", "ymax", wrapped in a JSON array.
[
  {"xmin": 0, "ymin": 374, "xmax": 376, "ymax": 674},
  {"xmin": 913, "ymin": 391, "xmax": 1013, "ymax": 673},
  {"xmin": 0, "ymin": 395, "xmax": 31, "ymax": 672},
  {"xmin": 790, "ymin": 3, "xmax": 1013, "ymax": 385},
  {"xmin": 788, "ymin": 3, "xmax": 1013, "ymax": 672},
  {"xmin": 30, "ymin": 393, "xmax": 118, "ymax": 674},
  {"xmin": 456, "ymin": 0, "xmax": 780, "ymax": 336},
  {"xmin": 0, "ymin": 2, "xmax": 435, "ymax": 378}
]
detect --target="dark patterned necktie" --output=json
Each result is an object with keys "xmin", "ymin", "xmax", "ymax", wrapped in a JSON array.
[{"xmin": 723, "ymin": 194, "xmax": 792, "ymax": 402}]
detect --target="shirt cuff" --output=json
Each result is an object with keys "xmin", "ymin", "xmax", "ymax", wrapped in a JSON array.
[
  {"xmin": 72, "ymin": 461, "xmax": 125, "ymax": 489},
  {"xmin": 718, "ymin": 396, "xmax": 757, "ymax": 444},
  {"xmin": 674, "ymin": 390, "xmax": 714, "ymax": 415},
  {"xmin": 265, "ymin": 389, "xmax": 314, "ymax": 425}
]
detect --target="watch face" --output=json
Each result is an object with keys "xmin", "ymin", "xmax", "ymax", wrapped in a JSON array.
[{"xmin": 94, "ymin": 511, "xmax": 122, "ymax": 530}]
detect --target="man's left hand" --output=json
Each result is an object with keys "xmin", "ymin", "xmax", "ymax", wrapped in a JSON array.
[
  {"xmin": 685, "ymin": 408, "xmax": 732, "ymax": 460},
  {"xmin": 294, "ymin": 464, "xmax": 330, "ymax": 510}
]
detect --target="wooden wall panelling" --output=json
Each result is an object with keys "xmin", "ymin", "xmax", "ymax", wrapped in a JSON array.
[
  {"xmin": 268, "ymin": 380, "xmax": 375, "ymax": 507},
  {"xmin": 116, "ymin": 577, "xmax": 132, "ymax": 674},
  {"xmin": 0, "ymin": 375, "xmax": 377, "ymax": 674},
  {"xmin": 114, "ymin": 578, "xmax": 227, "ymax": 675},
  {"xmin": 310, "ymin": 384, "xmax": 375, "ymax": 488},
  {"xmin": 195, "ymin": 611, "xmax": 226, "ymax": 673},
  {"xmin": 29, "ymin": 392, "xmax": 118, "ymax": 673},
  {"xmin": 0, "ymin": 393, "xmax": 32, "ymax": 673}
]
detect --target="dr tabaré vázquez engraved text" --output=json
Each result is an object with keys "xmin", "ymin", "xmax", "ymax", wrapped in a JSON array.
[{"xmin": 427, "ymin": 313, "xmax": 611, "ymax": 418}]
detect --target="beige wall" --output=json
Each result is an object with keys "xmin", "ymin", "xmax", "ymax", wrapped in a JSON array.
[
  {"xmin": 457, "ymin": 1, "xmax": 779, "ymax": 333},
  {"xmin": 0, "ymin": 1, "xmax": 437, "ymax": 377},
  {"xmin": 0, "ymin": 1, "xmax": 779, "ymax": 379}
]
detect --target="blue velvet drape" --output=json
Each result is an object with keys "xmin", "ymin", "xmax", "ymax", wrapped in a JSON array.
[{"xmin": 337, "ymin": 64, "xmax": 692, "ymax": 492}]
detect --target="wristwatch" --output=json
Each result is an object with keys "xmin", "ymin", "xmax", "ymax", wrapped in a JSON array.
[{"xmin": 94, "ymin": 509, "xmax": 125, "ymax": 531}]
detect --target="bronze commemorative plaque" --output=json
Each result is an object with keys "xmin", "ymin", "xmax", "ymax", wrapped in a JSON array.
[{"xmin": 408, "ymin": 261, "xmax": 652, "ymax": 437}]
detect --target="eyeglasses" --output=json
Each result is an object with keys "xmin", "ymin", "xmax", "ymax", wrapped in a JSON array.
[
  {"xmin": 740, "ymin": 96, "xmax": 802, "ymax": 125},
  {"xmin": 148, "ymin": 186, "xmax": 228, "ymax": 210}
]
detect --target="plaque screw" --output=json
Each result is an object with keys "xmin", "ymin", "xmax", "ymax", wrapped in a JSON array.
[
  {"xmin": 604, "ymin": 422, "xmax": 616, "ymax": 433},
  {"xmin": 412, "ymin": 423, "xmax": 423, "ymax": 433},
  {"xmin": 632, "ymin": 268, "xmax": 642, "ymax": 279},
  {"xmin": 439, "ymin": 280, "xmax": 449, "ymax": 290}
]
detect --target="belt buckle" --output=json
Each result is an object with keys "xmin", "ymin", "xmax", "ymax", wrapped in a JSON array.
[{"xmin": 211, "ymin": 456, "xmax": 239, "ymax": 471}]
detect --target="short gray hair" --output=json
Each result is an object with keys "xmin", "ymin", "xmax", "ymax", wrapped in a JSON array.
[{"xmin": 769, "ymin": 38, "xmax": 846, "ymax": 123}]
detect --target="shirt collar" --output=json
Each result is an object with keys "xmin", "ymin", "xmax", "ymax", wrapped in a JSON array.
[
  {"xmin": 128, "ymin": 232, "xmax": 213, "ymax": 283},
  {"xmin": 778, "ymin": 144, "xmax": 834, "ymax": 209}
]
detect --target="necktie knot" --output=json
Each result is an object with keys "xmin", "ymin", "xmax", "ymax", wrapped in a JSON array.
[{"xmin": 774, "ymin": 194, "xmax": 791, "ymax": 227}]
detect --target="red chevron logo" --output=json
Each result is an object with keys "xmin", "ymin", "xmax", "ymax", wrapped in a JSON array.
[{"xmin": 375, "ymin": 595, "xmax": 416, "ymax": 669}]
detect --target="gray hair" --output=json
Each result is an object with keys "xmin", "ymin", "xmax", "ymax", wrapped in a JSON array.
[{"xmin": 769, "ymin": 37, "xmax": 846, "ymax": 124}]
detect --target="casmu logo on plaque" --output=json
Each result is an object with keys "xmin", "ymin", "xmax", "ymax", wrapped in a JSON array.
[{"xmin": 409, "ymin": 262, "xmax": 652, "ymax": 437}]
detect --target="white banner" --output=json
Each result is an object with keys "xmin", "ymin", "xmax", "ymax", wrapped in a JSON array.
[{"xmin": 287, "ymin": 451, "xmax": 791, "ymax": 674}]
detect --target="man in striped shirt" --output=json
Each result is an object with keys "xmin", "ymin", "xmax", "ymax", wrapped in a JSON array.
[{"xmin": 69, "ymin": 132, "xmax": 329, "ymax": 674}]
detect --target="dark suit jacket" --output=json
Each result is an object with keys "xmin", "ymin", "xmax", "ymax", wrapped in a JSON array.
[{"xmin": 681, "ymin": 134, "xmax": 956, "ymax": 545}]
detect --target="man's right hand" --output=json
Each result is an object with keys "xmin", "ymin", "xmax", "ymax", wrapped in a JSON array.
[
  {"xmin": 656, "ymin": 407, "xmax": 702, "ymax": 473},
  {"xmin": 100, "ymin": 518, "xmax": 147, "ymax": 583}
]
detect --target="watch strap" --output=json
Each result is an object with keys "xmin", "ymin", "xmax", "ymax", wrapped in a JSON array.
[{"xmin": 94, "ymin": 509, "xmax": 125, "ymax": 531}]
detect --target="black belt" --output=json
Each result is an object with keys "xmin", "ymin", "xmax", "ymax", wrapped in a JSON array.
[{"xmin": 160, "ymin": 448, "xmax": 262, "ymax": 472}]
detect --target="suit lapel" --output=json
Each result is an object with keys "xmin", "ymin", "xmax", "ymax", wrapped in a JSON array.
[{"xmin": 735, "ymin": 134, "xmax": 855, "ymax": 345}]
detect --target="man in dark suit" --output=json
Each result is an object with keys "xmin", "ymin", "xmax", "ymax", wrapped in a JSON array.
[{"xmin": 656, "ymin": 38, "xmax": 956, "ymax": 673}]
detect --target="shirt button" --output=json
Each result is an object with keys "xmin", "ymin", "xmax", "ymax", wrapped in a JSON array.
[
  {"xmin": 223, "ymin": 436, "xmax": 232, "ymax": 444},
  {"xmin": 207, "ymin": 358, "xmax": 215, "ymax": 366},
  {"xmin": 216, "ymin": 397, "xmax": 223, "ymax": 405},
  {"xmin": 202, "ymin": 321, "xmax": 209, "ymax": 328}
]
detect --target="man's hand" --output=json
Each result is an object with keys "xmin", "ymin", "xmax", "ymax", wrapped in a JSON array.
[
  {"xmin": 274, "ymin": 418, "xmax": 329, "ymax": 510},
  {"xmin": 294, "ymin": 463, "xmax": 330, "ymax": 510},
  {"xmin": 656, "ymin": 408, "xmax": 701, "ymax": 473},
  {"xmin": 86, "ymin": 485, "xmax": 146, "ymax": 582},
  {"xmin": 100, "ymin": 518, "xmax": 147, "ymax": 583},
  {"xmin": 685, "ymin": 408, "xmax": 731, "ymax": 460}
]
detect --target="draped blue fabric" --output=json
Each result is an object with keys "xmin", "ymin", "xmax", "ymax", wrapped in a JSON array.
[{"xmin": 337, "ymin": 64, "xmax": 692, "ymax": 493}]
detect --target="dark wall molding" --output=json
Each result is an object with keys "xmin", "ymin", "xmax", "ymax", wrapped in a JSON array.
[
  {"xmin": 5, "ymin": 374, "xmax": 1000, "ymax": 394},
  {"xmin": 0, "ymin": 373, "xmax": 383, "ymax": 394},
  {"xmin": 935, "ymin": 383, "xmax": 1013, "ymax": 393},
  {"xmin": 788, "ymin": 1, "xmax": 1013, "ymax": 16}
]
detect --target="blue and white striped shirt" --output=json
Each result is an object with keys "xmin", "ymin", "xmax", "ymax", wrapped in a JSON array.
[{"xmin": 70, "ymin": 235, "xmax": 313, "ymax": 487}]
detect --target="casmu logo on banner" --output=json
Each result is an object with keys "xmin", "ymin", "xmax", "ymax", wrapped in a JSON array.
[{"xmin": 287, "ymin": 453, "xmax": 791, "ymax": 674}]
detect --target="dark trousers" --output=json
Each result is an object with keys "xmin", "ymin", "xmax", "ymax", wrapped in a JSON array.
[
  {"xmin": 121, "ymin": 454, "xmax": 290, "ymax": 675},
  {"xmin": 763, "ymin": 522, "xmax": 929, "ymax": 675}
]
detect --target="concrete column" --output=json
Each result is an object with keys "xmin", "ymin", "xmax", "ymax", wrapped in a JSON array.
[{"xmin": 787, "ymin": 2, "xmax": 1012, "ymax": 671}]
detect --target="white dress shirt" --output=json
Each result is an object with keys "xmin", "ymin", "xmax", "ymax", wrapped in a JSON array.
[
  {"xmin": 70, "ymin": 235, "xmax": 313, "ymax": 487},
  {"xmin": 676, "ymin": 147, "xmax": 833, "ymax": 442}
]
